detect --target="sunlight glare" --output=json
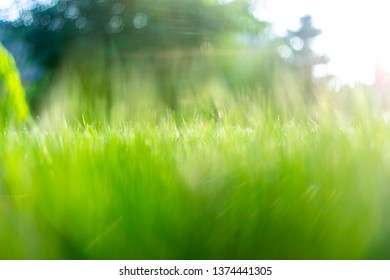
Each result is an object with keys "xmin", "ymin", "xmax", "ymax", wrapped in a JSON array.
[
  {"xmin": 0, "ymin": 0, "xmax": 13, "ymax": 9},
  {"xmin": 258, "ymin": 0, "xmax": 377, "ymax": 85},
  {"xmin": 374, "ymin": 1, "xmax": 390, "ymax": 76}
]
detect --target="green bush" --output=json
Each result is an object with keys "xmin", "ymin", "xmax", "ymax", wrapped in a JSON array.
[{"xmin": 0, "ymin": 43, "xmax": 30, "ymax": 124}]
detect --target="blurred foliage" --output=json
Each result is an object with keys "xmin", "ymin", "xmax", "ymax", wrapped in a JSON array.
[
  {"xmin": 0, "ymin": 0, "xmax": 271, "ymax": 113},
  {"xmin": 0, "ymin": 42, "xmax": 30, "ymax": 124},
  {"xmin": 2, "ymin": 0, "xmax": 259, "ymax": 63}
]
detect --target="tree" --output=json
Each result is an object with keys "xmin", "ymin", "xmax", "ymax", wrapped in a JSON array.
[{"xmin": 0, "ymin": 0, "xmax": 267, "ymax": 112}]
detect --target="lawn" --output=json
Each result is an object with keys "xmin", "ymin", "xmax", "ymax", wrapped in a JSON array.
[{"xmin": 1, "ymin": 108, "xmax": 390, "ymax": 259}]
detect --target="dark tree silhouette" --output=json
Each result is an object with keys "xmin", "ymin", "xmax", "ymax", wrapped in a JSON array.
[{"xmin": 0, "ymin": 0, "xmax": 267, "ymax": 112}]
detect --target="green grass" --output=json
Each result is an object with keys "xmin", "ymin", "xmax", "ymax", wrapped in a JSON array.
[
  {"xmin": 1, "ymin": 109, "xmax": 390, "ymax": 259},
  {"xmin": 0, "ymin": 43, "xmax": 30, "ymax": 123}
]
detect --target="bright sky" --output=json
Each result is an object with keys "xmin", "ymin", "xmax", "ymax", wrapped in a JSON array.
[
  {"xmin": 255, "ymin": 0, "xmax": 389, "ymax": 85},
  {"xmin": 0, "ymin": 0, "xmax": 12, "ymax": 8},
  {"xmin": 1, "ymin": 0, "xmax": 388, "ymax": 85}
]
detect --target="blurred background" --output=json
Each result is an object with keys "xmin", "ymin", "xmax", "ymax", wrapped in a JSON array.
[
  {"xmin": 0, "ymin": 0, "xmax": 387, "ymax": 122},
  {"xmin": 3, "ymin": 1, "xmax": 390, "ymax": 260}
]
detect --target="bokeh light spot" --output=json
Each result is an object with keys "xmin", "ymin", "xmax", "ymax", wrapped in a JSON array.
[
  {"xmin": 132, "ymin": 13, "xmax": 147, "ymax": 29},
  {"xmin": 75, "ymin": 17, "xmax": 88, "ymax": 30},
  {"xmin": 64, "ymin": 5, "xmax": 80, "ymax": 20},
  {"xmin": 108, "ymin": 15, "xmax": 124, "ymax": 33},
  {"xmin": 112, "ymin": 2, "xmax": 125, "ymax": 15}
]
